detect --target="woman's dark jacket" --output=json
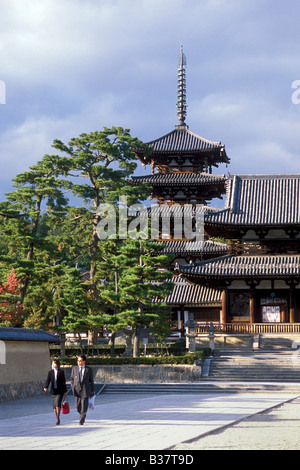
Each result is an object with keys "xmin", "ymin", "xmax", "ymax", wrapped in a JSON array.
[{"xmin": 44, "ymin": 369, "xmax": 67, "ymax": 395}]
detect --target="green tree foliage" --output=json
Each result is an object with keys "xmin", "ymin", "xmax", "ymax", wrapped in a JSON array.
[
  {"xmin": 0, "ymin": 154, "xmax": 71, "ymax": 325},
  {"xmin": 117, "ymin": 239, "xmax": 174, "ymax": 357},
  {"xmin": 0, "ymin": 126, "xmax": 174, "ymax": 357},
  {"xmin": 51, "ymin": 127, "xmax": 150, "ymax": 289},
  {"xmin": 95, "ymin": 237, "xmax": 174, "ymax": 357}
]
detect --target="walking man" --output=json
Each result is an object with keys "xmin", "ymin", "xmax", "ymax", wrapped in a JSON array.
[{"xmin": 70, "ymin": 354, "xmax": 95, "ymax": 425}]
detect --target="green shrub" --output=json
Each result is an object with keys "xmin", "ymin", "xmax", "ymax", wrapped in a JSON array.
[
  {"xmin": 50, "ymin": 340, "xmax": 187, "ymax": 358},
  {"xmin": 53, "ymin": 349, "xmax": 209, "ymax": 366}
]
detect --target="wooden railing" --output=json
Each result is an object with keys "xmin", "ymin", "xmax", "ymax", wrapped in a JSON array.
[{"xmin": 195, "ymin": 323, "xmax": 300, "ymax": 335}]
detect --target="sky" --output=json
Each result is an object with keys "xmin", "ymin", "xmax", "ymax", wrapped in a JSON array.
[{"xmin": 1, "ymin": 0, "xmax": 300, "ymax": 206}]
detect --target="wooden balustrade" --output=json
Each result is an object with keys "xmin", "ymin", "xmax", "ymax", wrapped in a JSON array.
[{"xmin": 195, "ymin": 323, "xmax": 300, "ymax": 334}]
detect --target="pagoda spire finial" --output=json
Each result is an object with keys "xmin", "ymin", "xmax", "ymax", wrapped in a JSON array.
[{"xmin": 176, "ymin": 45, "xmax": 188, "ymax": 129}]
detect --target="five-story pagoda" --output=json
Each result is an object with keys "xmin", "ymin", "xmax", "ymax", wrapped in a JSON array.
[{"xmin": 131, "ymin": 47, "xmax": 230, "ymax": 332}]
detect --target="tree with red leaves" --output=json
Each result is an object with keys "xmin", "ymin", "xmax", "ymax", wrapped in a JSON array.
[{"xmin": 0, "ymin": 268, "xmax": 23, "ymax": 326}]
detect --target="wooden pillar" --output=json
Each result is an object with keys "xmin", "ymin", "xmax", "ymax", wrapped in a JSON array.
[
  {"xmin": 221, "ymin": 288, "xmax": 228, "ymax": 324},
  {"xmin": 289, "ymin": 285, "xmax": 295, "ymax": 324},
  {"xmin": 249, "ymin": 287, "xmax": 256, "ymax": 324},
  {"xmin": 179, "ymin": 307, "xmax": 185, "ymax": 337}
]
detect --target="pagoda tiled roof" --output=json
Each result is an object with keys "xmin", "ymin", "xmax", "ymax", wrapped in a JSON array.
[
  {"xmin": 159, "ymin": 239, "xmax": 229, "ymax": 255},
  {"xmin": 147, "ymin": 127, "xmax": 228, "ymax": 159},
  {"xmin": 130, "ymin": 172, "xmax": 226, "ymax": 186},
  {"xmin": 138, "ymin": 204, "xmax": 224, "ymax": 220},
  {"xmin": 154, "ymin": 276, "xmax": 222, "ymax": 306},
  {"xmin": 138, "ymin": 204, "xmax": 206, "ymax": 219},
  {"xmin": 179, "ymin": 254, "xmax": 300, "ymax": 279},
  {"xmin": 205, "ymin": 174, "xmax": 300, "ymax": 227}
]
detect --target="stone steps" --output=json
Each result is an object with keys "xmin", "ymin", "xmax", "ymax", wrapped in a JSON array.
[
  {"xmin": 65, "ymin": 343, "xmax": 300, "ymax": 395},
  {"xmin": 205, "ymin": 352, "xmax": 300, "ymax": 382},
  {"xmin": 93, "ymin": 381, "xmax": 300, "ymax": 394}
]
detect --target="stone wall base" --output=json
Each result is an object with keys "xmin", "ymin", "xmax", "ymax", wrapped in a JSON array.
[
  {"xmin": 0, "ymin": 380, "xmax": 44, "ymax": 402},
  {"xmin": 1, "ymin": 365, "xmax": 202, "ymax": 401},
  {"xmin": 63, "ymin": 364, "xmax": 202, "ymax": 384}
]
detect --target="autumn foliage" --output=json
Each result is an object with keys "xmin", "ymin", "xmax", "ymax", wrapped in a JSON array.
[{"xmin": 0, "ymin": 268, "xmax": 23, "ymax": 326}]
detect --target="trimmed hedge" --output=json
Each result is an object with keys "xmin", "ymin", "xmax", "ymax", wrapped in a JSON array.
[
  {"xmin": 52, "ymin": 349, "xmax": 209, "ymax": 366},
  {"xmin": 50, "ymin": 340, "xmax": 187, "ymax": 358}
]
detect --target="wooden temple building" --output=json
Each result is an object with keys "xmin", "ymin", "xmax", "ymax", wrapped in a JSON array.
[{"xmin": 131, "ymin": 47, "xmax": 300, "ymax": 336}]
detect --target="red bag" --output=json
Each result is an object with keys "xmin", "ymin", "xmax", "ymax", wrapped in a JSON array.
[{"xmin": 62, "ymin": 397, "xmax": 70, "ymax": 414}]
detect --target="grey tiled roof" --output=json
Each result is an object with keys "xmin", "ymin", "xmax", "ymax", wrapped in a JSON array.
[
  {"xmin": 205, "ymin": 174, "xmax": 300, "ymax": 227},
  {"xmin": 138, "ymin": 204, "xmax": 205, "ymax": 218},
  {"xmin": 0, "ymin": 327, "xmax": 58, "ymax": 342},
  {"xmin": 179, "ymin": 254, "xmax": 300, "ymax": 279},
  {"xmin": 147, "ymin": 127, "xmax": 228, "ymax": 161},
  {"xmin": 160, "ymin": 239, "xmax": 229, "ymax": 255},
  {"xmin": 130, "ymin": 172, "xmax": 226, "ymax": 186},
  {"xmin": 155, "ymin": 277, "xmax": 222, "ymax": 306}
]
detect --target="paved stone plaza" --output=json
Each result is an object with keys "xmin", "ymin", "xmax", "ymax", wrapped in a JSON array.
[{"xmin": 0, "ymin": 391, "xmax": 297, "ymax": 450}]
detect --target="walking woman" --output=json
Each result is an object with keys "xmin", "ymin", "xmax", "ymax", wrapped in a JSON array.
[{"xmin": 44, "ymin": 359, "xmax": 67, "ymax": 425}]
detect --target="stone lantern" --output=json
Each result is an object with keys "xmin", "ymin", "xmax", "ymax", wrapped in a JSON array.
[
  {"xmin": 207, "ymin": 322, "xmax": 216, "ymax": 353},
  {"xmin": 184, "ymin": 313, "xmax": 198, "ymax": 353},
  {"xmin": 123, "ymin": 327, "xmax": 134, "ymax": 357}
]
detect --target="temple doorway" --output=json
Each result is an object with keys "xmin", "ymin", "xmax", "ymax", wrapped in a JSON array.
[{"xmin": 260, "ymin": 297, "xmax": 288, "ymax": 323}]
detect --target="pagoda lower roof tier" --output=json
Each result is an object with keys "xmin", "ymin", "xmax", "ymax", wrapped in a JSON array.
[
  {"xmin": 130, "ymin": 172, "xmax": 226, "ymax": 186},
  {"xmin": 159, "ymin": 239, "xmax": 229, "ymax": 256},
  {"xmin": 135, "ymin": 126, "xmax": 229, "ymax": 165},
  {"xmin": 179, "ymin": 254, "xmax": 300, "ymax": 280}
]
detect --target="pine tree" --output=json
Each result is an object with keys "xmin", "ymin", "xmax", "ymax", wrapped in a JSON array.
[
  {"xmin": 0, "ymin": 154, "xmax": 70, "ymax": 324},
  {"xmin": 0, "ymin": 126, "xmax": 174, "ymax": 354},
  {"xmin": 52, "ymin": 127, "xmax": 150, "ymax": 343},
  {"xmin": 55, "ymin": 266, "xmax": 92, "ymax": 353},
  {"xmin": 94, "ymin": 237, "xmax": 174, "ymax": 357},
  {"xmin": 118, "ymin": 239, "xmax": 174, "ymax": 357}
]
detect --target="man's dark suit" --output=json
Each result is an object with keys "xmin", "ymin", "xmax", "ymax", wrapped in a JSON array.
[{"xmin": 70, "ymin": 365, "xmax": 95, "ymax": 424}]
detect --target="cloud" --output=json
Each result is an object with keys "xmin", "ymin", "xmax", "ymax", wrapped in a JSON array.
[
  {"xmin": 0, "ymin": 91, "xmax": 137, "ymax": 183},
  {"xmin": 1, "ymin": 0, "xmax": 300, "ymax": 201}
]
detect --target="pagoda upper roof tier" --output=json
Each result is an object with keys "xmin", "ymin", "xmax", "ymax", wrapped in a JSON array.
[
  {"xmin": 179, "ymin": 254, "xmax": 300, "ymax": 280},
  {"xmin": 130, "ymin": 172, "xmax": 226, "ymax": 186},
  {"xmin": 205, "ymin": 174, "xmax": 300, "ymax": 229},
  {"xmin": 135, "ymin": 125, "xmax": 229, "ymax": 166}
]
